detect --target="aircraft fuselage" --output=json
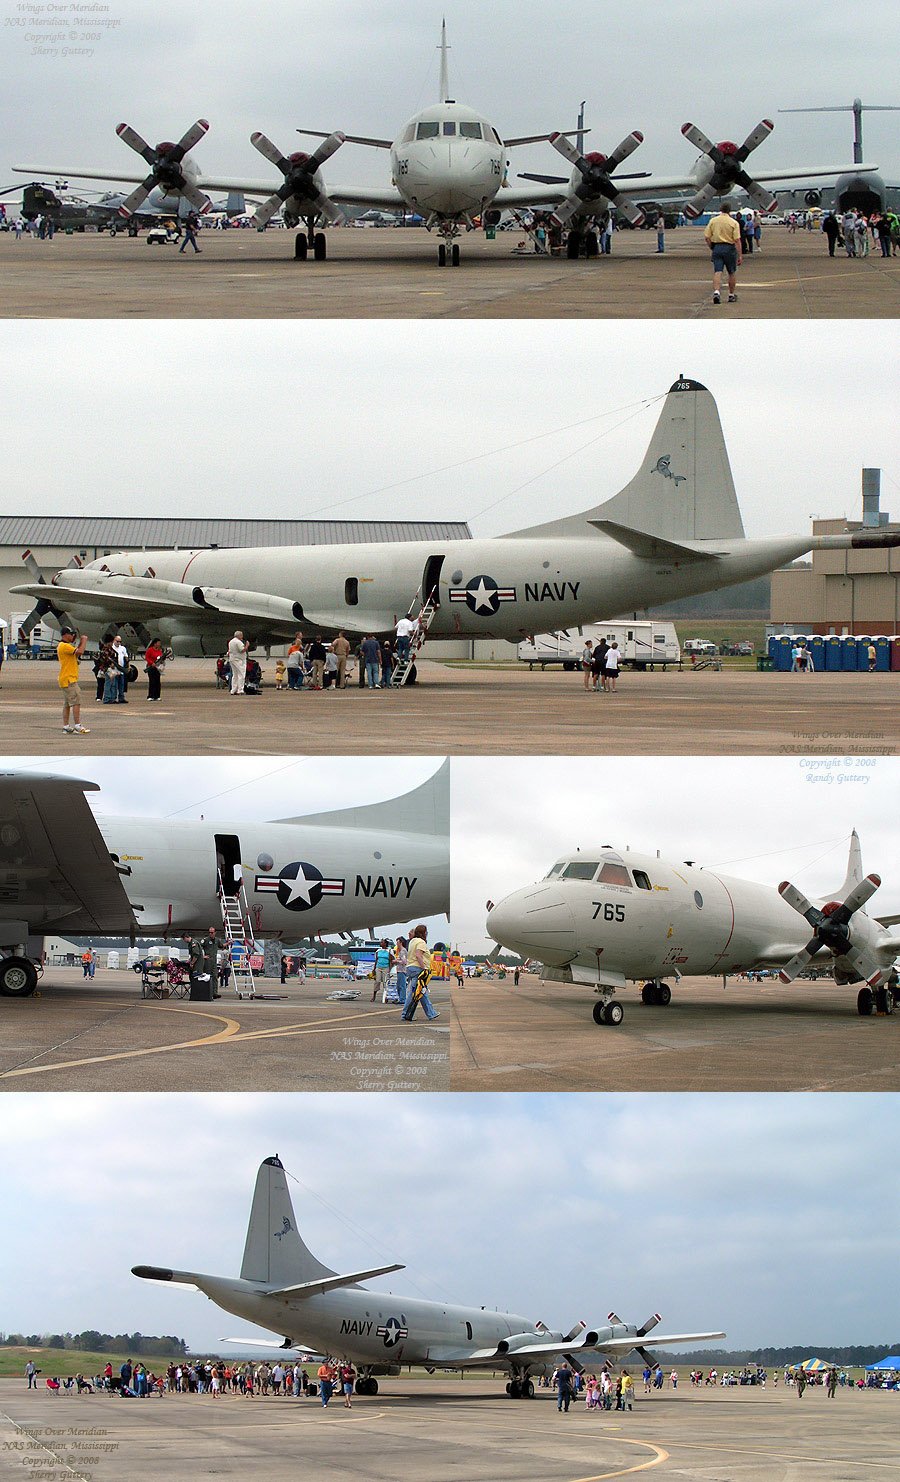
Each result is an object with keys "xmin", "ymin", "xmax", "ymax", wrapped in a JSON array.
[{"xmin": 390, "ymin": 103, "xmax": 505, "ymax": 223}]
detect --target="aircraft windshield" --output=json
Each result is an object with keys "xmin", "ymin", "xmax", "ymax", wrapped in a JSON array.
[
  {"xmin": 459, "ymin": 121, "xmax": 482, "ymax": 139},
  {"xmin": 545, "ymin": 861, "xmax": 565, "ymax": 878},
  {"xmin": 597, "ymin": 862, "xmax": 632, "ymax": 887},
  {"xmin": 443, "ymin": 122, "xmax": 456, "ymax": 136},
  {"xmin": 416, "ymin": 121, "xmax": 440, "ymax": 139},
  {"xmin": 561, "ymin": 860, "xmax": 601, "ymax": 880}
]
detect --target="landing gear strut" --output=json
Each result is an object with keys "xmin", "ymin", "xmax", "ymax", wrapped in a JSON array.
[
  {"xmin": 592, "ymin": 992, "xmax": 624, "ymax": 1026},
  {"xmin": 506, "ymin": 1376, "xmax": 535, "ymax": 1398},
  {"xmin": 641, "ymin": 980, "xmax": 672, "ymax": 1006}
]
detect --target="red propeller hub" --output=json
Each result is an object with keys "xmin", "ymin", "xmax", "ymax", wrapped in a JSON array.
[
  {"xmin": 289, "ymin": 152, "xmax": 310, "ymax": 166},
  {"xmin": 821, "ymin": 901, "xmax": 843, "ymax": 917},
  {"xmin": 585, "ymin": 152, "xmax": 608, "ymax": 167},
  {"xmin": 156, "ymin": 141, "xmax": 175, "ymax": 155},
  {"xmin": 717, "ymin": 141, "xmax": 738, "ymax": 156}
]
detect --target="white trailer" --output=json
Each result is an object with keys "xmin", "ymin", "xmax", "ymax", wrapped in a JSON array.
[{"xmin": 518, "ymin": 620, "xmax": 680, "ymax": 671}]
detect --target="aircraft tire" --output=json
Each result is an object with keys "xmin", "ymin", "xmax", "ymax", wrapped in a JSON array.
[
  {"xmin": 314, "ymin": 232, "xmax": 327, "ymax": 261},
  {"xmin": 604, "ymin": 1000, "xmax": 624, "ymax": 1026},
  {"xmin": 438, "ymin": 243, "xmax": 447, "ymax": 266},
  {"xmin": 508, "ymin": 1379, "xmax": 522, "ymax": 1397},
  {"xmin": 585, "ymin": 231, "xmax": 599, "ymax": 258},
  {"xmin": 566, "ymin": 231, "xmax": 581, "ymax": 259},
  {"xmin": 857, "ymin": 987, "xmax": 874, "ymax": 1016},
  {"xmin": 368, "ymin": 1378, "xmax": 378, "ymax": 1395},
  {"xmin": 0, "ymin": 955, "xmax": 38, "ymax": 997},
  {"xmin": 521, "ymin": 1378, "xmax": 535, "ymax": 1398},
  {"xmin": 592, "ymin": 1000, "xmax": 607, "ymax": 1025},
  {"xmin": 451, "ymin": 242, "xmax": 460, "ymax": 266},
  {"xmin": 641, "ymin": 982, "xmax": 658, "ymax": 1005},
  {"xmin": 875, "ymin": 985, "xmax": 893, "ymax": 1015},
  {"xmin": 295, "ymin": 232, "xmax": 308, "ymax": 261},
  {"xmin": 656, "ymin": 983, "xmax": 672, "ymax": 1006}
]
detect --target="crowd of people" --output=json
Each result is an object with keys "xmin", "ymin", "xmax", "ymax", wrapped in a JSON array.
[
  {"xmin": 580, "ymin": 637, "xmax": 621, "ymax": 692},
  {"xmin": 818, "ymin": 208, "xmax": 900, "ymax": 259}
]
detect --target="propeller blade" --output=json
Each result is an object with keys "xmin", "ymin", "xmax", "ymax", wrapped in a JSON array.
[
  {"xmin": 181, "ymin": 183, "xmax": 212, "ymax": 214},
  {"xmin": 737, "ymin": 118, "xmax": 774, "ymax": 160},
  {"xmin": 683, "ymin": 182, "xmax": 718, "ymax": 220},
  {"xmin": 838, "ymin": 945, "xmax": 885, "ymax": 986},
  {"xmin": 778, "ymin": 880, "xmax": 821, "ymax": 926},
  {"xmin": 549, "ymin": 131, "xmax": 582, "ymax": 168},
  {"xmin": 20, "ymin": 549, "xmax": 45, "ymax": 583},
  {"xmin": 253, "ymin": 193, "xmax": 285, "ymax": 228},
  {"xmin": 116, "ymin": 122, "xmax": 156, "ymax": 165},
  {"xmin": 778, "ymin": 940, "xmax": 819, "ymax": 983},
  {"xmin": 117, "ymin": 176, "xmax": 155, "ymax": 218},
  {"xmin": 612, "ymin": 193, "xmax": 645, "ymax": 227},
  {"xmin": 317, "ymin": 194, "xmax": 345, "ymax": 225},
  {"xmin": 636, "ymin": 1314, "xmax": 661, "ymax": 1338},
  {"xmin": 552, "ymin": 195, "xmax": 583, "ymax": 227},
  {"xmin": 838, "ymin": 872, "xmax": 881, "ymax": 920},
  {"xmin": 605, "ymin": 130, "xmax": 644, "ymax": 171},
  {"xmin": 733, "ymin": 171, "xmax": 778, "ymax": 214},
  {"xmin": 309, "ymin": 130, "xmax": 346, "ymax": 170},
  {"xmin": 171, "ymin": 119, "xmax": 210, "ymax": 161},
  {"xmin": 250, "ymin": 132, "xmax": 291, "ymax": 172},
  {"xmin": 681, "ymin": 121, "xmax": 717, "ymax": 157}
]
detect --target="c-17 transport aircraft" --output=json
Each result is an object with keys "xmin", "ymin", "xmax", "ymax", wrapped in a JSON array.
[
  {"xmin": 11, "ymin": 25, "xmax": 873, "ymax": 265},
  {"xmin": 13, "ymin": 378, "xmax": 900, "ymax": 660},
  {"xmin": 133, "ymin": 1154, "xmax": 725, "ymax": 1397},
  {"xmin": 0, "ymin": 765, "xmax": 447, "ymax": 998},
  {"xmin": 485, "ymin": 832, "xmax": 900, "ymax": 1025}
]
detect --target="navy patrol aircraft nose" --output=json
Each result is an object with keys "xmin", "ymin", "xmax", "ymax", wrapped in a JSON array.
[{"xmin": 486, "ymin": 884, "xmax": 577, "ymax": 964}]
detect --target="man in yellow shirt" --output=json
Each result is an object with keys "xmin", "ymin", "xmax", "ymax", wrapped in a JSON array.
[
  {"xmin": 57, "ymin": 626, "xmax": 90, "ymax": 735},
  {"xmin": 703, "ymin": 202, "xmax": 742, "ymax": 304}
]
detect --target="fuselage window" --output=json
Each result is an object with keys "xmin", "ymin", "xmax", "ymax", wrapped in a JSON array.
[
  {"xmin": 443, "ymin": 122, "xmax": 457, "ymax": 136},
  {"xmin": 344, "ymin": 577, "xmax": 358, "ymax": 606},
  {"xmin": 694, "ymin": 891, "xmax": 703, "ymax": 909},
  {"xmin": 598, "ymin": 862, "xmax": 632, "ymax": 887},
  {"xmin": 561, "ymin": 860, "xmax": 601, "ymax": 880},
  {"xmin": 416, "ymin": 121, "xmax": 440, "ymax": 139},
  {"xmin": 633, "ymin": 870, "xmax": 652, "ymax": 890},
  {"xmin": 459, "ymin": 121, "xmax": 482, "ymax": 139},
  {"xmin": 544, "ymin": 861, "xmax": 565, "ymax": 878}
]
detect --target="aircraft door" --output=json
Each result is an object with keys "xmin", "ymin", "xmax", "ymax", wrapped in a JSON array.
[
  {"xmin": 422, "ymin": 554, "xmax": 444, "ymax": 607},
  {"xmin": 215, "ymin": 833, "xmax": 243, "ymax": 898}
]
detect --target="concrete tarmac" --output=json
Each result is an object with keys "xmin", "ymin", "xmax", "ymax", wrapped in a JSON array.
[
  {"xmin": 451, "ymin": 973, "xmax": 900, "ymax": 1092},
  {"xmin": 0, "ymin": 968, "xmax": 448, "ymax": 1092},
  {"xmin": 3, "ymin": 659, "xmax": 898, "ymax": 755},
  {"xmin": 1, "ymin": 1376, "xmax": 896, "ymax": 1482},
  {"xmin": 3, "ymin": 224, "xmax": 898, "ymax": 318}
]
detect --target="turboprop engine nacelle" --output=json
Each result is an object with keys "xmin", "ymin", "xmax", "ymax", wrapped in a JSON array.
[{"xmin": 190, "ymin": 585, "xmax": 305, "ymax": 626}]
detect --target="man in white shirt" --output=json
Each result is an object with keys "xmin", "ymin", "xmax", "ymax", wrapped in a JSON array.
[
  {"xmin": 228, "ymin": 631, "xmax": 249, "ymax": 695},
  {"xmin": 396, "ymin": 614, "xmax": 416, "ymax": 665}
]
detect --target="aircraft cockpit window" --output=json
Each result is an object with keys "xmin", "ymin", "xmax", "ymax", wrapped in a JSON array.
[
  {"xmin": 544, "ymin": 861, "xmax": 565, "ymax": 878},
  {"xmin": 459, "ymin": 121, "xmax": 482, "ymax": 139},
  {"xmin": 597, "ymin": 862, "xmax": 632, "ymax": 887},
  {"xmin": 443, "ymin": 122, "xmax": 457, "ymax": 136},
  {"xmin": 416, "ymin": 121, "xmax": 440, "ymax": 139},
  {"xmin": 401, "ymin": 123, "xmax": 416, "ymax": 144},
  {"xmin": 490, "ymin": 126, "xmax": 503, "ymax": 145},
  {"xmin": 633, "ymin": 870, "xmax": 652, "ymax": 891},
  {"xmin": 561, "ymin": 860, "xmax": 601, "ymax": 880}
]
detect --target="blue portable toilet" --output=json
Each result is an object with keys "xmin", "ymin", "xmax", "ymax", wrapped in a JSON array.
[
  {"xmin": 864, "ymin": 635, "xmax": 891, "ymax": 671},
  {"xmin": 841, "ymin": 635, "xmax": 858, "ymax": 670},
  {"xmin": 773, "ymin": 634, "xmax": 793, "ymax": 671},
  {"xmin": 806, "ymin": 634, "xmax": 825, "ymax": 671},
  {"xmin": 824, "ymin": 635, "xmax": 842, "ymax": 671}
]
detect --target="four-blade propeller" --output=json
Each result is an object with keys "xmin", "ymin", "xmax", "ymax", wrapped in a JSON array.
[
  {"xmin": 681, "ymin": 119, "xmax": 778, "ymax": 218},
  {"xmin": 115, "ymin": 119, "xmax": 212, "ymax": 218},
  {"xmin": 778, "ymin": 872, "xmax": 884, "ymax": 986},
  {"xmin": 250, "ymin": 131, "xmax": 346, "ymax": 228},
  {"xmin": 549, "ymin": 130, "xmax": 646, "ymax": 226}
]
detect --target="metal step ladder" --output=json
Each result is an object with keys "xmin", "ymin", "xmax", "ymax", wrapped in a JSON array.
[
  {"xmin": 217, "ymin": 872, "xmax": 258, "ymax": 999},
  {"xmin": 390, "ymin": 593, "xmax": 439, "ymax": 687}
]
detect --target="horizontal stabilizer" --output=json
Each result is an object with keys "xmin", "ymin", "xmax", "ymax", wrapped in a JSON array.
[
  {"xmin": 590, "ymin": 520, "xmax": 724, "ymax": 563},
  {"xmin": 265, "ymin": 1262, "xmax": 405, "ymax": 1299}
]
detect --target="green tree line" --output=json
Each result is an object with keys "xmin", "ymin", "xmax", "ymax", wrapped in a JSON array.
[{"xmin": 2, "ymin": 1331, "xmax": 188, "ymax": 1356}]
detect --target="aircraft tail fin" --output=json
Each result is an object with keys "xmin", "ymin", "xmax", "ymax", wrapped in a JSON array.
[
  {"xmin": 837, "ymin": 830, "xmax": 864, "ymax": 898},
  {"xmin": 240, "ymin": 1155, "xmax": 339, "ymax": 1287},
  {"xmin": 277, "ymin": 759, "xmax": 448, "ymax": 835},
  {"xmin": 511, "ymin": 378, "xmax": 745, "ymax": 544}
]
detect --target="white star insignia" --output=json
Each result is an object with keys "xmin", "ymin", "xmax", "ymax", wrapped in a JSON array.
[{"xmin": 470, "ymin": 579, "xmax": 496, "ymax": 611}]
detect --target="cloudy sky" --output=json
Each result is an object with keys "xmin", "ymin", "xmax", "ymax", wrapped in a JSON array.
[
  {"xmin": 4, "ymin": 321, "xmax": 899, "ymax": 542},
  {"xmin": 2, "ymin": 1092, "xmax": 897, "ymax": 1354},
  {"xmin": 5, "ymin": 1, "xmax": 899, "ymax": 192},
  {"xmin": 453, "ymin": 756, "xmax": 900, "ymax": 952}
]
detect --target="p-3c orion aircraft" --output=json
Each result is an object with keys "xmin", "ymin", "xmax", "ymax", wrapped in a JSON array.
[
  {"xmin": 486, "ymin": 831, "xmax": 900, "ymax": 1025},
  {"xmin": 0, "ymin": 764, "xmax": 447, "ymax": 998},
  {"xmin": 13, "ymin": 378, "xmax": 900, "ymax": 658},
  {"xmin": 12, "ymin": 25, "xmax": 873, "ymax": 266},
  {"xmin": 133, "ymin": 1154, "xmax": 724, "ymax": 1397}
]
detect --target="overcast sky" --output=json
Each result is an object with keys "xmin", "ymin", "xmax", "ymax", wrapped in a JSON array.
[
  {"xmin": 453, "ymin": 756, "xmax": 900, "ymax": 952},
  {"xmin": 2, "ymin": 1092, "xmax": 897, "ymax": 1354},
  {"xmin": 5, "ymin": 1, "xmax": 899, "ymax": 192},
  {"xmin": 3, "ymin": 322, "xmax": 899, "ymax": 542}
]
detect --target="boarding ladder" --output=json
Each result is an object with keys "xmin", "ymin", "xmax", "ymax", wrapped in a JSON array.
[
  {"xmin": 389, "ymin": 592, "xmax": 439, "ymax": 687},
  {"xmin": 217, "ymin": 871, "xmax": 258, "ymax": 999}
]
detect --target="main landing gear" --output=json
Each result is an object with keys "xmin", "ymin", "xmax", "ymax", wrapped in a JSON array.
[
  {"xmin": 0, "ymin": 955, "xmax": 39, "ymax": 997},
  {"xmin": 640, "ymin": 980, "xmax": 672, "ymax": 1006},
  {"xmin": 858, "ymin": 983, "xmax": 895, "ymax": 1016},
  {"xmin": 506, "ymin": 1377, "xmax": 535, "ymax": 1398},
  {"xmin": 566, "ymin": 228, "xmax": 600, "ymax": 258},
  {"xmin": 354, "ymin": 1375, "xmax": 379, "ymax": 1396}
]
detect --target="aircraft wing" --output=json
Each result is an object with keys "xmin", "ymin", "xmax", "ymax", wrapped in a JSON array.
[
  {"xmin": 431, "ymin": 1329, "xmax": 725, "ymax": 1366},
  {"xmin": 0, "ymin": 773, "xmax": 137, "ymax": 935},
  {"xmin": 12, "ymin": 163, "xmax": 407, "ymax": 212}
]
